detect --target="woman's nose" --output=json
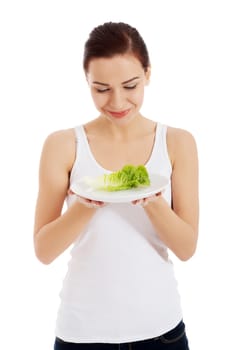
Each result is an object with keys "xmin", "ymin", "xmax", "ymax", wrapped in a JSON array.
[{"xmin": 108, "ymin": 90, "xmax": 125, "ymax": 109}]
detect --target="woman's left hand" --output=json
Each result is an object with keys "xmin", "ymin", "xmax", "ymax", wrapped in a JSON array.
[{"xmin": 132, "ymin": 191, "xmax": 162, "ymax": 207}]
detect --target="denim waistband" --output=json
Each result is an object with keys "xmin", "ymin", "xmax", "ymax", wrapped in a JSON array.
[{"xmin": 55, "ymin": 319, "xmax": 184, "ymax": 345}]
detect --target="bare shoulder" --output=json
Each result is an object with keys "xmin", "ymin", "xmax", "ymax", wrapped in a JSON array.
[
  {"xmin": 43, "ymin": 128, "xmax": 75, "ymax": 150},
  {"xmin": 166, "ymin": 126, "xmax": 198, "ymax": 166},
  {"xmin": 41, "ymin": 128, "xmax": 76, "ymax": 170}
]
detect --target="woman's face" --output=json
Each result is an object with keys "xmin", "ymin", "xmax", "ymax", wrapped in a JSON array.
[{"xmin": 86, "ymin": 54, "xmax": 150, "ymax": 124}]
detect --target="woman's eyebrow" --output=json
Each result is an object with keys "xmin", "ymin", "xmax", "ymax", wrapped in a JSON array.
[
  {"xmin": 122, "ymin": 76, "xmax": 140, "ymax": 84},
  {"xmin": 92, "ymin": 76, "xmax": 140, "ymax": 86}
]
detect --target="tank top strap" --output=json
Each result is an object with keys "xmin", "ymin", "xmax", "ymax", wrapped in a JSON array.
[
  {"xmin": 71, "ymin": 124, "xmax": 107, "ymax": 180},
  {"xmin": 146, "ymin": 122, "xmax": 172, "ymax": 173},
  {"xmin": 70, "ymin": 125, "xmax": 92, "ymax": 180},
  {"xmin": 74, "ymin": 124, "xmax": 90, "ymax": 153},
  {"xmin": 155, "ymin": 122, "xmax": 169, "ymax": 158}
]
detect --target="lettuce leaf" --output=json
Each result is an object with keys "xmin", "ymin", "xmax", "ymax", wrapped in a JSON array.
[{"xmin": 84, "ymin": 165, "xmax": 150, "ymax": 192}]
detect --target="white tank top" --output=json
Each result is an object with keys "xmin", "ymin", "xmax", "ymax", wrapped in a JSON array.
[{"xmin": 55, "ymin": 122, "xmax": 183, "ymax": 343}]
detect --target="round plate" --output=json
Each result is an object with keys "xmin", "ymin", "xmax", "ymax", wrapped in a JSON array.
[{"xmin": 70, "ymin": 173, "xmax": 169, "ymax": 203}]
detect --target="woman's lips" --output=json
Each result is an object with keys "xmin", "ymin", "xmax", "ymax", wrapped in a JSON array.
[{"xmin": 108, "ymin": 109, "xmax": 131, "ymax": 118}]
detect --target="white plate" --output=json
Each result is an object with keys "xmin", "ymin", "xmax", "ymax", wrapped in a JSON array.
[{"xmin": 70, "ymin": 173, "xmax": 169, "ymax": 203}]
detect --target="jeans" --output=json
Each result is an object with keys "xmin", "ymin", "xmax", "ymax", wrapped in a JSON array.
[{"xmin": 54, "ymin": 320, "xmax": 189, "ymax": 350}]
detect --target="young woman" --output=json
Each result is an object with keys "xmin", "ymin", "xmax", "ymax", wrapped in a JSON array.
[{"xmin": 34, "ymin": 22, "xmax": 199, "ymax": 350}]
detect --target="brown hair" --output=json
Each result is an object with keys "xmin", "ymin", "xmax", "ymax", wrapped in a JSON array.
[{"xmin": 83, "ymin": 22, "xmax": 150, "ymax": 72}]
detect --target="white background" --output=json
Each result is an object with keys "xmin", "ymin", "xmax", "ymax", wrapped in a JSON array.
[{"xmin": 0, "ymin": 1, "xmax": 233, "ymax": 349}]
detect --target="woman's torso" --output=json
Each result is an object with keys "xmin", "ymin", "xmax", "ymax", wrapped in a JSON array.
[{"xmin": 55, "ymin": 118, "xmax": 183, "ymax": 343}]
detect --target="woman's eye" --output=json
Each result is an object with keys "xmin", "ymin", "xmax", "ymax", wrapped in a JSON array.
[
  {"xmin": 96, "ymin": 88, "xmax": 110, "ymax": 93},
  {"xmin": 95, "ymin": 84, "xmax": 137, "ymax": 93},
  {"xmin": 124, "ymin": 84, "xmax": 137, "ymax": 90}
]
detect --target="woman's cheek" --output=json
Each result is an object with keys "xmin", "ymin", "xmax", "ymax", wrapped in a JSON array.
[{"xmin": 91, "ymin": 92, "xmax": 108, "ymax": 109}]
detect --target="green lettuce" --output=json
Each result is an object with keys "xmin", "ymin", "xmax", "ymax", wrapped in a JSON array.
[{"xmin": 85, "ymin": 165, "xmax": 150, "ymax": 192}]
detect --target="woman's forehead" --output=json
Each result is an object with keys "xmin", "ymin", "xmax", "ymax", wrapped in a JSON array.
[{"xmin": 87, "ymin": 55, "xmax": 144, "ymax": 82}]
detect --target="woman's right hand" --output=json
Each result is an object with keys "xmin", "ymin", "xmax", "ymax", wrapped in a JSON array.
[{"xmin": 68, "ymin": 189, "xmax": 106, "ymax": 209}]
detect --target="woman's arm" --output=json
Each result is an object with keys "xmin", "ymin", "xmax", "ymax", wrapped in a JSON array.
[
  {"xmin": 139, "ymin": 127, "xmax": 199, "ymax": 261},
  {"xmin": 33, "ymin": 129, "xmax": 98, "ymax": 265}
]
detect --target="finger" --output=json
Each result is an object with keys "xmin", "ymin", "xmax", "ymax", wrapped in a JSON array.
[
  {"xmin": 141, "ymin": 192, "xmax": 162, "ymax": 207},
  {"xmin": 78, "ymin": 196, "xmax": 106, "ymax": 208},
  {"xmin": 141, "ymin": 198, "xmax": 149, "ymax": 207},
  {"xmin": 155, "ymin": 191, "xmax": 162, "ymax": 197},
  {"xmin": 67, "ymin": 189, "xmax": 75, "ymax": 195},
  {"xmin": 92, "ymin": 200, "xmax": 105, "ymax": 206},
  {"xmin": 132, "ymin": 198, "xmax": 145, "ymax": 205}
]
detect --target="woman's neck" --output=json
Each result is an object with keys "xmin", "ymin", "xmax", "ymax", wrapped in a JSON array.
[{"xmin": 96, "ymin": 114, "xmax": 154, "ymax": 142}]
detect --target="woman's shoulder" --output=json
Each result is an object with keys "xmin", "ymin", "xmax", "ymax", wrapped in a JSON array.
[
  {"xmin": 41, "ymin": 128, "xmax": 76, "ymax": 169},
  {"xmin": 45, "ymin": 127, "xmax": 75, "ymax": 142},
  {"xmin": 166, "ymin": 125, "xmax": 197, "ymax": 165},
  {"xmin": 45, "ymin": 128, "xmax": 75, "ymax": 149},
  {"xmin": 166, "ymin": 125, "xmax": 196, "ymax": 142}
]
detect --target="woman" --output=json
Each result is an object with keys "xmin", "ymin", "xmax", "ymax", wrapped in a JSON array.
[{"xmin": 34, "ymin": 22, "xmax": 198, "ymax": 350}]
